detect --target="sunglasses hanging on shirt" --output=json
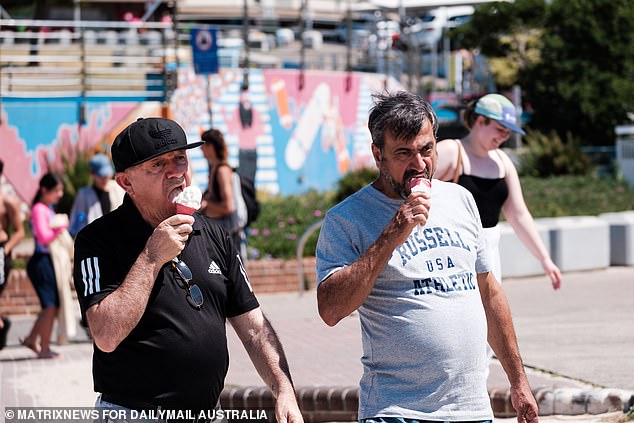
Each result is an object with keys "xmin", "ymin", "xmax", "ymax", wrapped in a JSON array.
[{"xmin": 171, "ymin": 259, "xmax": 204, "ymax": 310}]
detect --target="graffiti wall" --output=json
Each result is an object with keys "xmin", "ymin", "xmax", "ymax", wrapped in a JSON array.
[
  {"xmin": 0, "ymin": 67, "xmax": 399, "ymax": 201},
  {"xmin": 0, "ymin": 101, "xmax": 163, "ymax": 202},
  {"xmin": 173, "ymin": 67, "xmax": 401, "ymax": 195}
]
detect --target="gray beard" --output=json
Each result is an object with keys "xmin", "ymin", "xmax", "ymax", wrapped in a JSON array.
[
  {"xmin": 377, "ymin": 163, "xmax": 433, "ymax": 200},
  {"xmin": 377, "ymin": 163, "xmax": 408, "ymax": 199}
]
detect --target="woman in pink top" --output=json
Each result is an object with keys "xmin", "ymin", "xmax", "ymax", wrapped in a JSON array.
[{"xmin": 22, "ymin": 173, "xmax": 66, "ymax": 359}]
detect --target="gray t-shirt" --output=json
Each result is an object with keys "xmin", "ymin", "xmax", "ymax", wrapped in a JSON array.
[{"xmin": 316, "ymin": 180, "xmax": 493, "ymax": 421}]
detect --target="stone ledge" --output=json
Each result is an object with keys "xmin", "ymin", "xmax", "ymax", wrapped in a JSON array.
[{"xmin": 219, "ymin": 386, "xmax": 634, "ymax": 422}]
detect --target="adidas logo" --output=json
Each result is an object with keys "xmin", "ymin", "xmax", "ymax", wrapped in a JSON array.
[
  {"xmin": 149, "ymin": 128, "xmax": 172, "ymax": 139},
  {"xmin": 208, "ymin": 261, "xmax": 222, "ymax": 275}
]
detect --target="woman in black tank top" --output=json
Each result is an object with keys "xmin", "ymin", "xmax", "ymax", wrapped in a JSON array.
[
  {"xmin": 436, "ymin": 93, "xmax": 562, "ymax": 290},
  {"xmin": 200, "ymin": 128, "xmax": 242, "ymax": 250}
]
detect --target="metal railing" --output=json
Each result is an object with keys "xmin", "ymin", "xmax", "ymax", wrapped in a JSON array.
[
  {"xmin": 1, "ymin": 19, "xmax": 174, "ymax": 101},
  {"xmin": 296, "ymin": 219, "xmax": 324, "ymax": 294},
  {"xmin": 1, "ymin": 18, "xmax": 413, "ymax": 107}
]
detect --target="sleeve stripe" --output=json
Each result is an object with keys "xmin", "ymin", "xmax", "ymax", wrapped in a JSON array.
[
  {"xmin": 81, "ymin": 259, "xmax": 88, "ymax": 296},
  {"xmin": 93, "ymin": 257, "xmax": 101, "ymax": 293},
  {"xmin": 86, "ymin": 259, "xmax": 94, "ymax": 294},
  {"xmin": 236, "ymin": 254, "xmax": 253, "ymax": 293},
  {"xmin": 81, "ymin": 257, "xmax": 101, "ymax": 295}
]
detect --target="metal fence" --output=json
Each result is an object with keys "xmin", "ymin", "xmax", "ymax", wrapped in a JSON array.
[
  {"xmin": 0, "ymin": 19, "xmax": 174, "ymax": 101},
  {"xmin": 0, "ymin": 18, "xmax": 435, "ymax": 103}
]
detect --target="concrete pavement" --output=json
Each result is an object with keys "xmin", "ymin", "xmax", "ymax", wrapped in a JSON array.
[{"xmin": 1, "ymin": 267, "xmax": 633, "ymax": 422}]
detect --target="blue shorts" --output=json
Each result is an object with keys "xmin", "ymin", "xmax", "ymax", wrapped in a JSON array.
[
  {"xmin": 361, "ymin": 418, "xmax": 492, "ymax": 423},
  {"xmin": 27, "ymin": 253, "xmax": 59, "ymax": 309}
]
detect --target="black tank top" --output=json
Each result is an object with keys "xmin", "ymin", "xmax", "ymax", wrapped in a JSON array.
[{"xmin": 457, "ymin": 174, "xmax": 509, "ymax": 228}]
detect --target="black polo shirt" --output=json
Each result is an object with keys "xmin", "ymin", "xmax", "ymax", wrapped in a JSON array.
[{"xmin": 73, "ymin": 195, "xmax": 259, "ymax": 410}]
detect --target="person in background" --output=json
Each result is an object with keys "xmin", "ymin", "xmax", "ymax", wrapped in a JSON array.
[
  {"xmin": 316, "ymin": 91, "xmax": 538, "ymax": 422},
  {"xmin": 73, "ymin": 118, "xmax": 302, "ymax": 421},
  {"xmin": 69, "ymin": 154, "xmax": 124, "ymax": 237},
  {"xmin": 22, "ymin": 172, "xmax": 67, "ymax": 359},
  {"xmin": 200, "ymin": 128, "xmax": 243, "ymax": 252},
  {"xmin": 0, "ymin": 159, "xmax": 26, "ymax": 350},
  {"xmin": 436, "ymin": 93, "xmax": 562, "ymax": 290}
]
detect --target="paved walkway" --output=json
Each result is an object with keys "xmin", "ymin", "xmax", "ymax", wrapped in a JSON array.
[{"xmin": 1, "ymin": 267, "xmax": 633, "ymax": 422}]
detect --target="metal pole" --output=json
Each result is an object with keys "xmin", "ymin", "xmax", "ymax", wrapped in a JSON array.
[
  {"xmin": 161, "ymin": 28, "xmax": 169, "ymax": 117},
  {"xmin": 77, "ymin": 1, "xmax": 86, "ymax": 126},
  {"xmin": 443, "ymin": 27, "xmax": 450, "ymax": 89},
  {"xmin": 207, "ymin": 76, "xmax": 213, "ymax": 125},
  {"xmin": 398, "ymin": 0, "xmax": 413, "ymax": 91},
  {"xmin": 242, "ymin": 0, "xmax": 250, "ymax": 90},
  {"xmin": 345, "ymin": 0, "xmax": 352, "ymax": 91},
  {"xmin": 511, "ymin": 85, "xmax": 523, "ymax": 149},
  {"xmin": 173, "ymin": 0, "xmax": 180, "ymax": 73},
  {"xmin": 299, "ymin": 0, "xmax": 306, "ymax": 91},
  {"xmin": 345, "ymin": 0, "xmax": 351, "ymax": 73},
  {"xmin": 415, "ymin": 44, "xmax": 422, "ymax": 95},
  {"xmin": 296, "ymin": 220, "xmax": 323, "ymax": 294},
  {"xmin": 73, "ymin": 0, "xmax": 80, "ymax": 23},
  {"xmin": 454, "ymin": 51, "xmax": 463, "ymax": 96},
  {"xmin": 430, "ymin": 41, "xmax": 437, "ymax": 95}
]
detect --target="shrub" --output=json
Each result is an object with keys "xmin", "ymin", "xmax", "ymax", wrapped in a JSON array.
[
  {"xmin": 57, "ymin": 153, "xmax": 92, "ymax": 215},
  {"xmin": 45, "ymin": 149, "xmax": 93, "ymax": 215},
  {"xmin": 334, "ymin": 167, "xmax": 378, "ymax": 203},
  {"xmin": 519, "ymin": 130, "xmax": 592, "ymax": 177},
  {"xmin": 247, "ymin": 190, "xmax": 335, "ymax": 259},
  {"xmin": 520, "ymin": 175, "xmax": 634, "ymax": 218},
  {"xmin": 246, "ymin": 173, "xmax": 634, "ymax": 260}
]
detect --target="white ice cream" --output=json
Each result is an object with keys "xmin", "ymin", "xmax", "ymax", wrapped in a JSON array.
[
  {"xmin": 173, "ymin": 185, "xmax": 202, "ymax": 209},
  {"xmin": 409, "ymin": 177, "xmax": 431, "ymax": 232},
  {"xmin": 410, "ymin": 177, "xmax": 431, "ymax": 195}
]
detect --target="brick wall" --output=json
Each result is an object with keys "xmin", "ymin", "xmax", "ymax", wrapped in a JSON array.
[
  {"xmin": 0, "ymin": 257, "xmax": 317, "ymax": 316},
  {"xmin": 0, "ymin": 269, "xmax": 41, "ymax": 316},
  {"xmin": 245, "ymin": 257, "xmax": 317, "ymax": 293}
]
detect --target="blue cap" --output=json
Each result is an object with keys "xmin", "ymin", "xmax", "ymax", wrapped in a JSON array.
[
  {"xmin": 474, "ymin": 94, "xmax": 525, "ymax": 135},
  {"xmin": 89, "ymin": 154, "xmax": 114, "ymax": 178}
]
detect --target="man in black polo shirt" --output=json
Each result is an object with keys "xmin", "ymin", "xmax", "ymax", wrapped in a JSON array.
[{"xmin": 73, "ymin": 118, "xmax": 302, "ymax": 422}]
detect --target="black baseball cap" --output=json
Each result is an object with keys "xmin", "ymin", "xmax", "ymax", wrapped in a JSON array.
[{"xmin": 111, "ymin": 117, "xmax": 203, "ymax": 172}]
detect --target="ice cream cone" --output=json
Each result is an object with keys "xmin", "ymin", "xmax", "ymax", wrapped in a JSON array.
[
  {"xmin": 176, "ymin": 203, "xmax": 197, "ymax": 216},
  {"xmin": 173, "ymin": 185, "xmax": 202, "ymax": 216},
  {"xmin": 409, "ymin": 177, "xmax": 431, "ymax": 233},
  {"xmin": 410, "ymin": 177, "xmax": 431, "ymax": 195}
]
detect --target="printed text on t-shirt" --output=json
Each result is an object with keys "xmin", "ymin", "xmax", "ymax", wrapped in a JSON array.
[
  {"xmin": 413, "ymin": 271, "xmax": 475, "ymax": 295},
  {"xmin": 396, "ymin": 226, "xmax": 471, "ymax": 267}
]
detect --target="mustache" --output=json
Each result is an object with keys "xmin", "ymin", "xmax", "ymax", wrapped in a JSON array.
[
  {"xmin": 167, "ymin": 178, "xmax": 186, "ymax": 189},
  {"xmin": 404, "ymin": 169, "xmax": 431, "ymax": 180}
]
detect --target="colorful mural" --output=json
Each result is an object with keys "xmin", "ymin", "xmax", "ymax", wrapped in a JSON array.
[
  {"xmin": 173, "ymin": 67, "xmax": 401, "ymax": 195},
  {"xmin": 0, "ymin": 67, "xmax": 400, "ymax": 201},
  {"xmin": 0, "ymin": 102, "xmax": 155, "ymax": 202}
]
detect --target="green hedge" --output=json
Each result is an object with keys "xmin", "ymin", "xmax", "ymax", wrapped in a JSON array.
[
  {"xmin": 248, "ymin": 174, "xmax": 634, "ymax": 259},
  {"xmin": 246, "ymin": 190, "xmax": 335, "ymax": 260},
  {"xmin": 520, "ymin": 175, "xmax": 634, "ymax": 218}
]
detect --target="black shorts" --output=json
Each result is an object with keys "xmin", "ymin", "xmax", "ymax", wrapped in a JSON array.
[{"xmin": 26, "ymin": 252, "xmax": 59, "ymax": 309}]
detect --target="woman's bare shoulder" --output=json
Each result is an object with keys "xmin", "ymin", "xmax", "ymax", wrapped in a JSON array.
[{"xmin": 435, "ymin": 138, "xmax": 461, "ymax": 180}]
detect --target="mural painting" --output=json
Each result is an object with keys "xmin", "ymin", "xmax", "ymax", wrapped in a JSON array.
[
  {"xmin": 0, "ymin": 102, "xmax": 147, "ymax": 203},
  {"xmin": 0, "ymin": 67, "xmax": 400, "ymax": 202}
]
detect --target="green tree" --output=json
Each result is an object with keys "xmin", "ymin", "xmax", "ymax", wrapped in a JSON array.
[
  {"xmin": 451, "ymin": 0, "xmax": 548, "ymax": 89},
  {"xmin": 521, "ymin": 0, "xmax": 634, "ymax": 146}
]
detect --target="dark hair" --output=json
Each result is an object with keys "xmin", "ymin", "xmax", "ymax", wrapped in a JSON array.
[
  {"xmin": 32, "ymin": 172, "xmax": 63, "ymax": 206},
  {"xmin": 368, "ymin": 91, "xmax": 438, "ymax": 150},
  {"xmin": 201, "ymin": 128, "xmax": 228, "ymax": 162},
  {"xmin": 0, "ymin": 159, "xmax": 3, "ymax": 176},
  {"xmin": 462, "ymin": 97, "xmax": 491, "ymax": 130}
]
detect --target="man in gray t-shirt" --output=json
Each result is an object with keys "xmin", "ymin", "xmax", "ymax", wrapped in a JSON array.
[{"xmin": 316, "ymin": 92, "xmax": 538, "ymax": 423}]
